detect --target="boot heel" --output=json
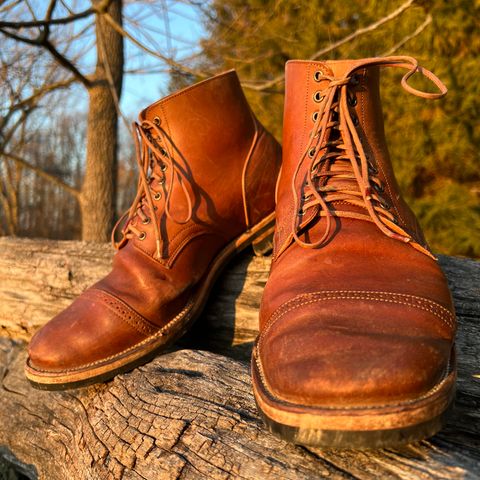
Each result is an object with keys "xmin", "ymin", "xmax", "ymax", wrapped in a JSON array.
[{"xmin": 252, "ymin": 229, "xmax": 274, "ymax": 257}]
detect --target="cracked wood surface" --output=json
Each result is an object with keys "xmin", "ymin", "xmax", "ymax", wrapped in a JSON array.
[{"xmin": 0, "ymin": 237, "xmax": 479, "ymax": 479}]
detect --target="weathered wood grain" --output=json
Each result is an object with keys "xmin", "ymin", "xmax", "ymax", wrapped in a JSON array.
[{"xmin": 0, "ymin": 237, "xmax": 479, "ymax": 479}]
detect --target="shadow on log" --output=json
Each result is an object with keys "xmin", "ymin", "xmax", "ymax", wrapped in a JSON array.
[{"xmin": 0, "ymin": 238, "xmax": 479, "ymax": 479}]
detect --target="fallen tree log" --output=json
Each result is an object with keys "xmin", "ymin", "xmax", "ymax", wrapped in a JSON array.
[{"xmin": 0, "ymin": 237, "xmax": 479, "ymax": 479}]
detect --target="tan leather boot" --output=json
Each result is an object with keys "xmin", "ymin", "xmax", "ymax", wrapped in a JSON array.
[
  {"xmin": 252, "ymin": 57, "xmax": 456, "ymax": 448},
  {"xmin": 26, "ymin": 70, "xmax": 282, "ymax": 389}
]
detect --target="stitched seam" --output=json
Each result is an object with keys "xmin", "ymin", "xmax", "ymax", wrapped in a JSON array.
[
  {"xmin": 262, "ymin": 295, "xmax": 453, "ymax": 342},
  {"xmin": 31, "ymin": 300, "xmax": 195, "ymax": 373},
  {"xmin": 260, "ymin": 290, "xmax": 455, "ymax": 347},
  {"xmin": 241, "ymin": 115, "xmax": 262, "ymax": 228},
  {"xmin": 266, "ymin": 290, "xmax": 454, "ymax": 329},
  {"xmin": 87, "ymin": 289, "xmax": 158, "ymax": 336},
  {"xmin": 167, "ymin": 228, "xmax": 225, "ymax": 268}
]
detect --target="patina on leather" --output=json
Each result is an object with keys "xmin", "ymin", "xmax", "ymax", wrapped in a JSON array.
[
  {"xmin": 27, "ymin": 70, "xmax": 281, "ymax": 384},
  {"xmin": 254, "ymin": 57, "xmax": 456, "ymax": 445}
]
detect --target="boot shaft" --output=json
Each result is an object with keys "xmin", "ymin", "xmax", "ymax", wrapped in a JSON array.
[
  {"xmin": 120, "ymin": 71, "xmax": 281, "ymax": 262},
  {"xmin": 275, "ymin": 57, "xmax": 447, "ymax": 259}
]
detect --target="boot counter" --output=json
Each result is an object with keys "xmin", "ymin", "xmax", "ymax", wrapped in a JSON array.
[{"xmin": 243, "ymin": 122, "xmax": 282, "ymax": 228}]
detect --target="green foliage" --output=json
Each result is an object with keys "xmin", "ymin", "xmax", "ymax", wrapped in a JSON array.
[{"xmin": 198, "ymin": 0, "xmax": 480, "ymax": 257}]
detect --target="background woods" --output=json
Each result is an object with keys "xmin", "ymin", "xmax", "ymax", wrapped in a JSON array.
[{"xmin": 0, "ymin": 0, "xmax": 479, "ymax": 257}]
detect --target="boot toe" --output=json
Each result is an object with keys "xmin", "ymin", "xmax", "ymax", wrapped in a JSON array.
[
  {"xmin": 258, "ymin": 296, "xmax": 453, "ymax": 408},
  {"xmin": 28, "ymin": 289, "xmax": 151, "ymax": 372}
]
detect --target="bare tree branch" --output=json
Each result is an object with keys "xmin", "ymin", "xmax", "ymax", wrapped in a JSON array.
[
  {"xmin": 102, "ymin": 11, "xmax": 212, "ymax": 80},
  {"xmin": 45, "ymin": 0, "xmax": 57, "ymax": 23},
  {"xmin": 42, "ymin": 39, "xmax": 92, "ymax": 88},
  {"xmin": 0, "ymin": 27, "xmax": 92, "ymax": 87},
  {"xmin": 381, "ymin": 14, "xmax": 432, "ymax": 56},
  {"xmin": 1, "ymin": 152, "xmax": 80, "ymax": 199},
  {"xmin": 0, "ymin": 0, "xmax": 112, "ymax": 29},
  {"xmin": 242, "ymin": 0, "xmax": 417, "ymax": 91},
  {"xmin": 7, "ymin": 77, "xmax": 76, "ymax": 113}
]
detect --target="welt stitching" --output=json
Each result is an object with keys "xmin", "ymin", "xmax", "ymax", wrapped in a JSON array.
[{"xmin": 31, "ymin": 300, "xmax": 195, "ymax": 373}]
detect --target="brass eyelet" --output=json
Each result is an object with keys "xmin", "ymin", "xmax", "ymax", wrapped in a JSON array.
[
  {"xmin": 298, "ymin": 209, "xmax": 305, "ymax": 216},
  {"xmin": 158, "ymin": 178, "xmax": 165, "ymax": 185},
  {"xmin": 160, "ymin": 164, "xmax": 168, "ymax": 172},
  {"xmin": 138, "ymin": 232, "xmax": 146, "ymax": 240},
  {"xmin": 153, "ymin": 192, "xmax": 162, "ymax": 200},
  {"xmin": 380, "ymin": 200, "xmax": 391, "ymax": 210},
  {"xmin": 153, "ymin": 116, "xmax": 161, "ymax": 126},
  {"xmin": 373, "ymin": 182, "xmax": 385, "ymax": 194},
  {"xmin": 348, "ymin": 95, "xmax": 357, "ymax": 107},
  {"xmin": 308, "ymin": 148, "xmax": 316, "ymax": 158},
  {"xmin": 313, "ymin": 70, "xmax": 323, "ymax": 82},
  {"xmin": 313, "ymin": 91, "xmax": 324, "ymax": 103},
  {"xmin": 312, "ymin": 111, "xmax": 319, "ymax": 122},
  {"xmin": 160, "ymin": 148, "xmax": 167, "ymax": 157},
  {"xmin": 142, "ymin": 217, "xmax": 151, "ymax": 225}
]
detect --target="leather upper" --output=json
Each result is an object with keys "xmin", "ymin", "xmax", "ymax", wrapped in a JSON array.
[
  {"xmin": 258, "ymin": 58, "xmax": 456, "ymax": 408},
  {"xmin": 29, "ymin": 71, "xmax": 282, "ymax": 372}
]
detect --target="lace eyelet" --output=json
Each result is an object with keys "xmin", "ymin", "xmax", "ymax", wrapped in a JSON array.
[
  {"xmin": 348, "ymin": 95, "xmax": 357, "ymax": 107},
  {"xmin": 160, "ymin": 164, "xmax": 168, "ymax": 172},
  {"xmin": 313, "ymin": 91, "xmax": 324, "ymax": 103},
  {"xmin": 373, "ymin": 182, "xmax": 385, "ymax": 194},
  {"xmin": 153, "ymin": 192, "xmax": 162, "ymax": 200},
  {"xmin": 312, "ymin": 111, "xmax": 319, "ymax": 122},
  {"xmin": 313, "ymin": 70, "xmax": 324, "ymax": 82},
  {"xmin": 298, "ymin": 209, "xmax": 305, "ymax": 216},
  {"xmin": 153, "ymin": 116, "xmax": 161, "ymax": 126},
  {"xmin": 308, "ymin": 147, "xmax": 316, "ymax": 158},
  {"xmin": 142, "ymin": 217, "xmax": 151, "ymax": 225},
  {"xmin": 158, "ymin": 178, "xmax": 165, "ymax": 185},
  {"xmin": 380, "ymin": 200, "xmax": 391, "ymax": 210},
  {"xmin": 368, "ymin": 163, "xmax": 378, "ymax": 175},
  {"xmin": 392, "ymin": 217, "xmax": 399, "ymax": 225},
  {"xmin": 353, "ymin": 116, "xmax": 360, "ymax": 127},
  {"xmin": 302, "ymin": 194, "xmax": 310, "ymax": 201},
  {"xmin": 138, "ymin": 232, "xmax": 147, "ymax": 240},
  {"xmin": 160, "ymin": 148, "xmax": 167, "ymax": 157},
  {"xmin": 350, "ymin": 74, "xmax": 360, "ymax": 86}
]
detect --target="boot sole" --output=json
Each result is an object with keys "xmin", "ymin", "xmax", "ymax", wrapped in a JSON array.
[
  {"xmin": 25, "ymin": 212, "xmax": 276, "ymax": 390},
  {"xmin": 251, "ymin": 345, "xmax": 456, "ymax": 448}
]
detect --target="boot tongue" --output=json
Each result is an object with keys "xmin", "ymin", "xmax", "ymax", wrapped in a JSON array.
[{"xmin": 307, "ymin": 102, "xmax": 368, "ymax": 219}]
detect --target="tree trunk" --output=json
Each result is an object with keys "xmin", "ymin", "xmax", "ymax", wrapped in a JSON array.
[
  {"xmin": 81, "ymin": 0, "xmax": 124, "ymax": 242},
  {"xmin": 0, "ymin": 238, "xmax": 479, "ymax": 479}
]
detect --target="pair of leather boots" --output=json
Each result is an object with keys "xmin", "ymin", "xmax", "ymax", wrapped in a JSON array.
[{"xmin": 25, "ymin": 56, "xmax": 456, "ymax": 449}]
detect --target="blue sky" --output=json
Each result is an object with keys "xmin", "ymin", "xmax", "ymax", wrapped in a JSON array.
[
  {"xmin": 119, "ymin": 2, "xmax": 205, "ymax": 116},
  {"xmin": 1, "ymin": 1, "xmax": 206, "ymax": 124}
]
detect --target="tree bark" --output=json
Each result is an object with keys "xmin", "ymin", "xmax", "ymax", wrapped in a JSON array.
[
  {"xmin": 0, "ymin": 238, "xmax": 479, "ymax": 479},
  {"xmin": 80, "ymin": 0, "xmax": 124, "ymax": 242}
]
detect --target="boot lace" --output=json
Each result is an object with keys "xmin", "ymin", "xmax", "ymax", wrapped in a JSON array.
[
  {"xmin": 288, "ymin": 56, "xmax": 447, "ymax": 259},
  {"xmin": 112, "ymin": 118, "xmax": 193, "ymax": 259}
]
